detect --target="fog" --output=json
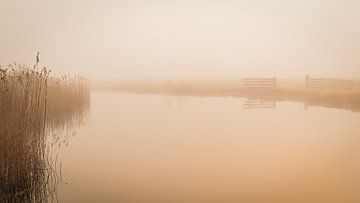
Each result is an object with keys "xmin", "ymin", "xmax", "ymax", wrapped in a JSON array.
[
  {"xmin": 1, "ymin": 0, "xmax": 360, "ymax": 80},
  {"xmin": 2, "ymin": 1, "xmax": 360, "ymax": 202}
]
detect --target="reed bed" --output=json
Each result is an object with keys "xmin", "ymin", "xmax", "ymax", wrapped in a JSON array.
[
  {"xmin": 0, "ymin": 58, "xmax": 90, "ymax": 202},
  {"xmin": 47, "ymin": 75, "xmax": 90, "ymax": 130},
  {"xmin": 47, "ymin": 74, "xmax": 90, "ymax": 149}
]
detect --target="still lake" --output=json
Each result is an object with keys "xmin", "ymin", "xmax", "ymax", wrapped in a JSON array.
[{"xmin": 56, "ymin": 92, "xmax": 360, "ymax": 203}]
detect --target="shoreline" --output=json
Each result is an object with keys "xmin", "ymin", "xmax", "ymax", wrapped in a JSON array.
[{"xmin": 92, "ymin": 81, "xmax": 360, "ymax": 113}]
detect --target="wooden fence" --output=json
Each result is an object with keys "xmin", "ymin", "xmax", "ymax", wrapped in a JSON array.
[
  {"xmin": 244, "ymin": 77, "xmax": 277, "ymax": 89},
  {"xmin": 305, "ymin": 75, "xmax": 360, "ymax": 89},
  {"xmin": 243, "ymin": 99, "xmax": 276, "ymax": 109}
]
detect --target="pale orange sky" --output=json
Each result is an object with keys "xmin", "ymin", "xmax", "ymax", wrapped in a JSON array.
[{"xmin": 0, "ymin": 0, "xmax": 359, "ymax": 79}]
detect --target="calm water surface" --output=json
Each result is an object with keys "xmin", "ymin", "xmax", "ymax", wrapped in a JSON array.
[{"xmin": 56, "ymin": 92, "xmax": 360, "ymax": 203}]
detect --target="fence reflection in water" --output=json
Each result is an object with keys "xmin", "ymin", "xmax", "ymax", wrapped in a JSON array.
[{"xmin": 243, "ymin": 99, "xmax": 277, "ymax": 109}]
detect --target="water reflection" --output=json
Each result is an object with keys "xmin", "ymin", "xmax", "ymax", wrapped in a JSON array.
[
  {"xmin": 5, "ymin": 91, "xmax": 360, "ymax": 202},
  {"xmin": 56, "ymin": 92, "xmax": 360, "ymax": 203},
  {"xmin": 153, "ymin": 93, "xmax": 359, "ymax": 112},
  {"xmin": 243, "ymin": 99, "xmax": 276, "ymax": 109}
]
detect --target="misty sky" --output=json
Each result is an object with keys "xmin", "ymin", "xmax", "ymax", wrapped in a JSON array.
[{"xmin": 1, "ymin": 0, "xmax": 359, "ymax": 79}]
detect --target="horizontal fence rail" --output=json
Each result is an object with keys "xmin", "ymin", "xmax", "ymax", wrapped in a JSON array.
[
  {"xmin": 243, "ymin": 99, "xmax": 276, "ymax": 109},
  {"xmin": 244, "ymin": 77, "xmax": 277, "ymax": 89},
  {"xmin": 305, "ymin": 75, "xmax": 360, "ymax": 89}
]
